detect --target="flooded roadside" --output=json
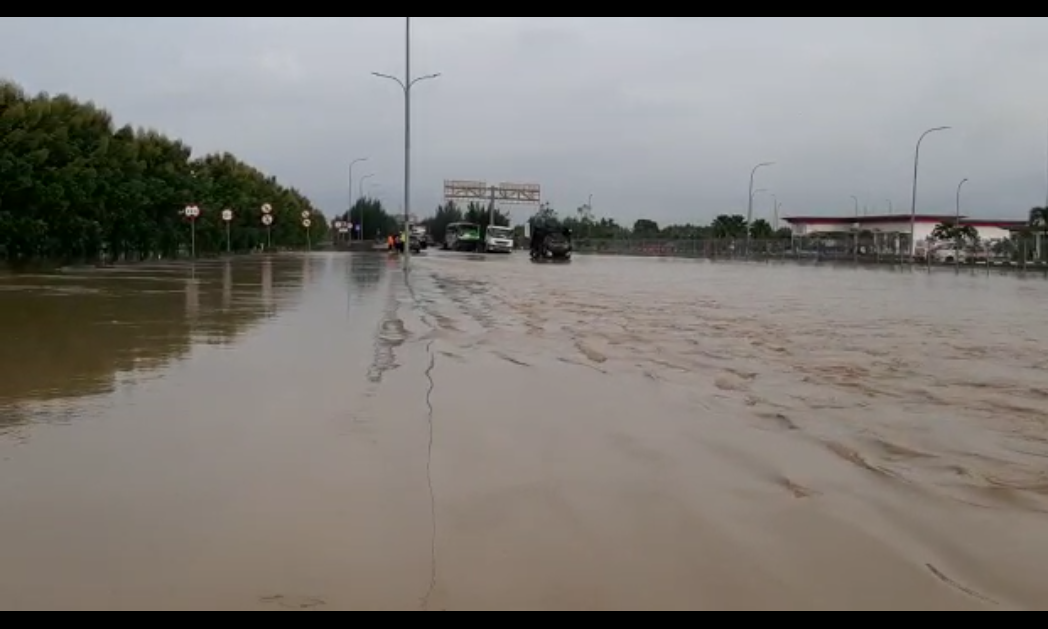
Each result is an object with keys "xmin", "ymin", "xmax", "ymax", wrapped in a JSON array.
[{"xmin": 1, "ymin": 253, "xmax": 1046, "ymax": 610}]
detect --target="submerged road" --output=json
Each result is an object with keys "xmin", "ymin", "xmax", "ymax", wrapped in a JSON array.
[{"xmin": 1, "ymin": 253, "xmax": 1047, "ymax": 610}]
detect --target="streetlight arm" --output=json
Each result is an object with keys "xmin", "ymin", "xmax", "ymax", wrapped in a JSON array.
[
  {"xmin": 955, "ymin": 178, "xmax": 969, "ymax": 223},
  {"xmin": 918, "ymin": 126, "xmax": 951, "ymax": 148},
  {"xmin": 409, "ymin": 73, "xmax": 441, "ymax": 88},
  {"xmin": 373, "ymin": 71, "xmax": 440, "ymax": 92},
  {"xmin": 372, "ymin": 72, "xmax": 407, "ymax": 91}
]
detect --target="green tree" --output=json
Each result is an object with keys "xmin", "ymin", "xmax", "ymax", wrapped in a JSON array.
[
  {"xmin": 931, "ymin": 221, "xmax": 978, "ymax": 244},
  {"xmin": 340, "ymin": 197, "xmax": 397, "ymax": 241},
  {"xmin": 420, "ymin": 201, "xmax": 465, "ymax": 244},
  {"xmin": 711, "ymin": 215, "xmax": 748, "ymax": 239},
  {"xmin": 0, "ymin": 80, "xmax": 324, "ymax": 263},
  {"xmin": 528, "ymin": 202, "xmax": 561, "ymax": 229},
  {"xmin": 633, "ymin": 219, "xmax": 660, "ymax": 236},
  {"xmin": 749, "ymin": 219, "xmax": 774, "ymax": 240},
  {"xmin": 463, "ymin": 201, "xmax": 510, "ymax": 237}
]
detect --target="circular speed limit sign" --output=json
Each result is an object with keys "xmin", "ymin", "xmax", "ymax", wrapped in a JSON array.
[
  {"xmin": 261, "ymin": 203, "xmax": 273, "ymax": 215},
  {"xmin": 184, "ymin": 205, "xmax": 200, "ymax": 219},
  {"xmin": 261, "ymin": 214, "xmax": 274, "ymax": 226},
  {"xmin": 302, "ymin": 219, "xmax": 312, "ymax": 228},
  {"xmin": 221, "ymin": 209, "xmax": 233, "ymax": 222},
  {"xmin": 301, "ymin": 211, "xmax": 311, "ymax": 220}
]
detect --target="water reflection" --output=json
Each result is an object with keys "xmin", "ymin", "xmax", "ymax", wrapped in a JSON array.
[
  {"xmin": 348, "ymin": 253, "xmax": 387, "ymax": 292},
  {"xmin": 0, "ymin": 256, "xmax": 312, "ymax": 436}
]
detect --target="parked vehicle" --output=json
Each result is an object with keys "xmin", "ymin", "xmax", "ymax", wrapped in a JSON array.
[{"xmin": 411, "ymin": 226, "xmax": 430, "ymax": 250}]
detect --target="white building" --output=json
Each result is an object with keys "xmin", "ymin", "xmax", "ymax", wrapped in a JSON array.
[{"xmin": 784, "ymin": 214, "xmax": 1026, "ymax": 243}]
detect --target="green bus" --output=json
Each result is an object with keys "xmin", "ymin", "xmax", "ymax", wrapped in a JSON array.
[{"xmin": 444, "ymin": 222, "xmax": 481, "ymax": 252}]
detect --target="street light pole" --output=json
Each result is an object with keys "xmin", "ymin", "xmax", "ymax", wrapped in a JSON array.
[
  {"xmin": 747, "ymin": 162, "xmax": 774, "ymax": 256},
  {"xmin": 373, "ymin": 17, "xmax": 441, "ymax": 268},
  {"xmin": 955, "ymin": 178, "xmax": 969, "ymax": 270},
  {"xmin": 955, "ymin": 178, "xmax": 969, "ymax": 225},
  {"xmin": 359, "ymin": 173, "xmax": 375, "ymax": 242},
  {"xmin": 909, "ymin": 126, "xmax": 951, "ymax": 258},
  {"xmin": 349, "ymin": 157, "xmax": 368, "ymax": 233}
]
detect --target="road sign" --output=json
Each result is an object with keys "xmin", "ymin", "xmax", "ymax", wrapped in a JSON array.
[
  {"xmin": 184, "ymin": 205, "xmax": 200, "ymax": 219},
  {"xmin": 301, "ymin": 211, "xmax": 311, "ymax": 220},
  {"xmin": 222, "ymin": 209, "xmax": 233, "ymax": 222},
  {"xmin": 302, "ymin": 219, "xmax": 312, "ymax": 228},
  {"xmin": 261, "ymin": 203, "xmax": 273, "ymax": 215},
  {"xmin": 261, "ymin": 214, "xmax": 273, "ymax": 226},
  {"xmin": 444, "ymin": 180, "xmax": 541, "ymax": 205}
]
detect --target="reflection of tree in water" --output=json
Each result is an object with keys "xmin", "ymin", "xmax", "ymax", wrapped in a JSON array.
[
  {"xmin": 347, "ymin": 254, "xmax": 388, "ymax": 295},
  {"xmin": 0, "ymin": 257, "xmax": 308, "ymax": 434}
]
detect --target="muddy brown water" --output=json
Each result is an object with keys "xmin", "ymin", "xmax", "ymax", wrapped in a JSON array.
[{"xmin": 0, "ymin": 253, "xmax": 1046, "ymax": 611}]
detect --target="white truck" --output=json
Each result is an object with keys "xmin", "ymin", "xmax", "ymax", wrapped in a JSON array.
[{"xmin": 484, "ymin": 226, "xmax": 515, "ymax": 254}]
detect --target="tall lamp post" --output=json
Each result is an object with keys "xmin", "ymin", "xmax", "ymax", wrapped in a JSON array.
[
  {"xmin": 747, "ymin": 162, "xmax": 775, "ymax": 255},
  {"xmin": 358, "ymin": 173, "xmax": 375, "ymax": 241},
  {"xmin": 955, "ymin": 177, "xmax": 969, "ymax": 269},
  {"xmin": 373, "ymin": 17, "xmax": 441, "ymax": 267},
  {"xmin": 349, "ymin": 156, "xmax": 368, "ymax": 227},
  {"xmin": 955, "ymin": 178, "xmax": 969, "ymax": 225},
  {"xmin": 909, "ymin": 126, "xmax": 951, "ymax": 258}
]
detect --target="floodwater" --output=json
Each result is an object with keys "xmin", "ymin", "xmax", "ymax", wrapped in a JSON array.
[{"xmin": 1, "ymin": 253, "xmax": 1046, "ymax": 611}]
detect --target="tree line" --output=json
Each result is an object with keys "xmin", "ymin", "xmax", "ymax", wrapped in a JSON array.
[
  {"xmin": 524, "ymin": 203, "xmax": 792, "ymax": 241},
  {"xmin": 0, "ymin": 80, "xmax": 327, "ymax": 263},
  {"xmin": 354, "ymin": 197, "xmax": 1048, "ymax": 255},
  {"xmin": 406, "ymin": 200, "xmax": 791, "ymax": 244}
]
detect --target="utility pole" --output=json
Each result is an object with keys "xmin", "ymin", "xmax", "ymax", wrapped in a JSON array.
[{"xmin": 373, "ymin": 17, "xmax": 441, "ymax": 268}]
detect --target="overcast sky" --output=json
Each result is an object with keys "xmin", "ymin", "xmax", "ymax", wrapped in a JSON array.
[{"xmin": 2, "ymin": 17, "xmax": 1047, "ymax": 223}]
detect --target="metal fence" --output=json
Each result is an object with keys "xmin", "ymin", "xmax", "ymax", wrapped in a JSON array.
[{"xmin": 572, "ymin": 236, "xmax": 1048, "ymax": 271}]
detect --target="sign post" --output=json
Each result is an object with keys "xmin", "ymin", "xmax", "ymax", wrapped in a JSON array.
[
  {"xmin": 261, "ymin": 204, "xmax": 273, "ymax": 250},
  {"xmin": 222, "ymin": 209, "xmax": 234, "ymax": 253},
  {"xmin": 443, "ymin": 180, "xmax": 541, "ymax": 246},
  {"xmin": 184, "ymin": 205, "xmax": 201, "ymax": 258},
  {"xmin": 301, "ymin": 211, "xmax": 312, "ymax": 251}
]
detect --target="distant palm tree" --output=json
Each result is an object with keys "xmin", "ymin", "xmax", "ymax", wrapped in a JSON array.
[{"xmin": 712, "ymin": 215, "xmax": 748, "ymax": 239}]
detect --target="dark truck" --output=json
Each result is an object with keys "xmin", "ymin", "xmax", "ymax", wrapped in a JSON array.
[{"xmin": 530, "ymin": 225, "xmax": 572, "ymax": 262}]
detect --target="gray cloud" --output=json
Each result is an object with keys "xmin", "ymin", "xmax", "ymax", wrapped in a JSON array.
[{"xmin": 2, "ymin": 17, "xmax": 1047, "ymax": 222}]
